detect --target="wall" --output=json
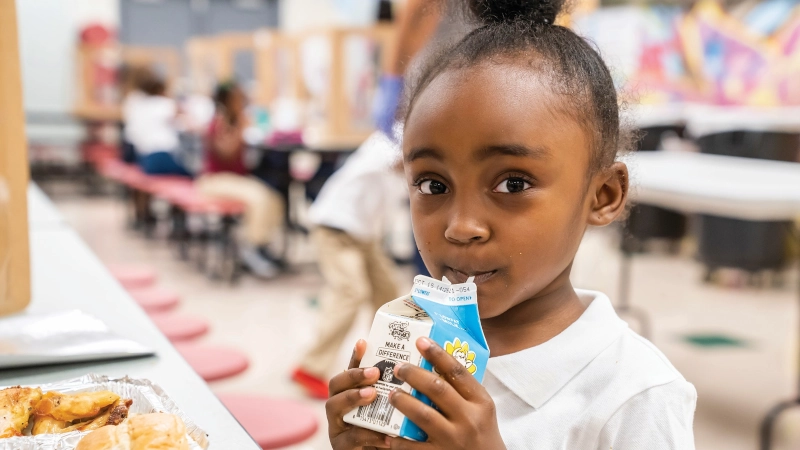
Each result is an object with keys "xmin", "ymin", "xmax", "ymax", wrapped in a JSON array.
[
  {"xmin": 16, "ymin": 0, "xmax": 119, "ymax": 116},
  {"xmin": 279, "ymin": 0, "xmax": 379, "ymax": 32},
  {"xmin": 119, "ymin": 0, "xmax": 279, "ymax": 47},
  {"xmin": 15, "ymin": 0, "xmax": 378, "ymax": 116}
]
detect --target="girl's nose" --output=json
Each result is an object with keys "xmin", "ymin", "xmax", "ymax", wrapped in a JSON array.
[{"xmin": 444, "ymin": 212, "xmax": 490, "ymax": 245}]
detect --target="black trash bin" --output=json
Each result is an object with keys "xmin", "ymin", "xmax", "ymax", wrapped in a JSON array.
[
  {"xmin": 696, "ymin": 131, "xmax": 799, "ymax": 272},
  {"xmin": 623, "ymin": 125, "xmax": 688, "ymax": 251}
]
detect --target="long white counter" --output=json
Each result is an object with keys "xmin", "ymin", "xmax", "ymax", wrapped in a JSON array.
[{"xmin": 0, "ymin": 186, "xmax": 260, "ymax": 449}]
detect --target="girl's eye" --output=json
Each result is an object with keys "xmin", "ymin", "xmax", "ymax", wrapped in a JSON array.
[
  {"xmin": 418, "ymin": 180, "xmax": 449, "ymax": 195},
  {"xmin": 494, "ymin": 177, "xmax": 531, "ymax": 193}
]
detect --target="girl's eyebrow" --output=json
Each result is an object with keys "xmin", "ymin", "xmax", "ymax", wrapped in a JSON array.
[
  {"xmin": 475, "ymin": 144, "xmax": 550, "ymax": 161},
  {"xmin": 405, "ymin": 144, "xmax": 549, "ymax": 163},
  {"xmin": 405, "ymin": 147, "xmax": 442, "ymax": 163}
]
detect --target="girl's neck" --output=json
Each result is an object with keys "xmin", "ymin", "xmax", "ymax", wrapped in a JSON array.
[{"xmin": 482, "ymin": 268, "xmax": 586, "ymax": 357}]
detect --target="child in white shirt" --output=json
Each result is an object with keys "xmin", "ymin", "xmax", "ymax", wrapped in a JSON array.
[
  {"xmin": 292, "ymin": 131, "xmax": 407, "ymax": 399},
  {"xmin": 325, "ymin": 0, "xmax": 697, "ymax": 448},
  {"xmin": 125, "ymin": 73, "xmax": 190, "ymax": 177}
]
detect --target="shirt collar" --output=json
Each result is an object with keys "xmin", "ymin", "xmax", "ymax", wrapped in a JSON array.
[{"xmin": 485, "ymin": 290, "xmax": 627, "ymax": 410}]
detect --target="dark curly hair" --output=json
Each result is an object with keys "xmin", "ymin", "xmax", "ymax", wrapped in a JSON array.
[
  {"xmin": 403, "ymin": 0, "xmax": 628, "ymax": 171},
  {"xmin": 213, "ymin": 80, "xmax": 242, "ymax": 124}
]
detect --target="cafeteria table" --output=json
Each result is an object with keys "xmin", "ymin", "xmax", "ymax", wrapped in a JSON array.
[
  {"xmin": 624, "ymin": 151, "xmax": 800, "ymax": 450},
  {"xmin": 27, "ymin": 183, "xmax": 65, "ymax": 229},
  {"xmin": 0, "ymin": 186, "xmax": 261, "ymax": 449}
]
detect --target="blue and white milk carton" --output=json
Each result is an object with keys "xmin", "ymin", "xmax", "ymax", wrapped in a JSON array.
[{"xmin": 344, "ymin": 275, "xmax": 490, "ymax": 441}]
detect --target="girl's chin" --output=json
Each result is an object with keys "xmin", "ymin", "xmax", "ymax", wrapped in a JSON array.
[{"xmin": 476, "ymin": 299, "xmax": 514, "ymax": 321}]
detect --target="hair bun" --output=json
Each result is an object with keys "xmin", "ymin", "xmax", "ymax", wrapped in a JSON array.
[{"xmin": 467, "ymin": 0, "xmax": 564, "ymax": 25}]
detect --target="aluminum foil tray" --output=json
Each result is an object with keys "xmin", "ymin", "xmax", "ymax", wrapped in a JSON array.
[{"xmin": 0, "ymin": 374, "xmax": 209, "ymax": 450}]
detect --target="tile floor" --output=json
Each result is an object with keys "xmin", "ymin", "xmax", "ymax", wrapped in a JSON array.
[{"xmin": 44, "ymin": 187, "xmax": 800, "ymax": 450}]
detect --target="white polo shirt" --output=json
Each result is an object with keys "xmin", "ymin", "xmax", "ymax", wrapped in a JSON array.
[
  {"xmin": 485, "ymin": 290, "xmax": 697, "ymax": 449},
  {"xmin": 309, "ymin": 131, "xmax": 406, "ymax": 242}
]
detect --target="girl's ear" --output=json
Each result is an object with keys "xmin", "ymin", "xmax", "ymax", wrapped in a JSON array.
[{"xmin": 588, "ymin": 162, "xmax": 628, "ymax": 227}]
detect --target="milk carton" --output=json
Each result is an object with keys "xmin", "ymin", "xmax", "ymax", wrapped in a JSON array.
[{"xmin": 344, "ymin": 275, "xmax": 489, "ymax": 441}]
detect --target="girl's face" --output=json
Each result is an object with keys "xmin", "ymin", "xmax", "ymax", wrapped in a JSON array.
[
  {"xmin": 228, "ymin": 88, "xmax": 247, "ymax": 113},
  {"xmin": 403, "ymin": 62, "xmax": 625, "ymax": 320}
]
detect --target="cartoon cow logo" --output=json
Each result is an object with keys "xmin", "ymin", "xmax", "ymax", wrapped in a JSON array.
[
  {"xmin": 373, "ymin": 359, "xmax": 403, "ymax": 385},
  {"xmin": 388, "ymin": 321, "xmax": 410, "ymax": 341},
  {"xmin": 383, "ymin": 366, "xmax": 394, "ymax": 383}
]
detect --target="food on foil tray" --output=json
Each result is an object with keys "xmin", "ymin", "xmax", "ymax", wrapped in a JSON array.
[
  {"xmin": 32, "ymin": 398, "xmax": 132, "ymax": 435},
  {"xmin": 0, "ymin": 387, "xmax": 131, "ymax": 439},
  {"xmin": 76, "ymin": 413, "xmax": 189, "ymax": 450},
  {"xmin": 0, "ymin": 387, "xmax": 42, "ymax": 438}
]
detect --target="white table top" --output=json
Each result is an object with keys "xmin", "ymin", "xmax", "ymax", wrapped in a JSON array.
[
  {"xmin": 627, "ymin": 103, "xmax": 800, "ymax": 136},
  {"xmin": 628, "ymin": 151, "xmax": 800, "ymax": 221},
  {"xmin": 1, "ymin": 192, "xmax": 260, "ymax": 449},
  {"xmin": 27, "ymin": 184, "xmax": 65, "ymax": 229},
  {"xmin": 630, "ymin": 103, "xmax": 686, "ymax": 129},
  {"xmin": 683, "ymin": 104, "xmax": 800, "ymax": 137}
]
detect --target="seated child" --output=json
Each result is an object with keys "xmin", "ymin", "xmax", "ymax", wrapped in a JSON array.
[
  {"xmin": 196, "ymin": 81, "xmax": 284, "ymax": 279},
  {"xmin": 126, "ymin": 72, "xmax": 191, "ymax": 177},
  {"xmin": 325, "ymin": 0, "xmax": 697, "ymax": 448}
]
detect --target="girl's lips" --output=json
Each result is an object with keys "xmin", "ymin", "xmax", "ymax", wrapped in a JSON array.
[{"xmin": 446, "ymin": 267, "xmax": 498, "ymax": 284}]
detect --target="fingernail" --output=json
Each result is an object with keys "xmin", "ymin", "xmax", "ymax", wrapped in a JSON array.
[
  {"xmin": 385, "ymin": 436, "xmax": 393, "ymax": 446},
  {"xmin": 393, "ymin": 363, "xmax": 405, "ymax": 377},
  {"xmin": 364, "ymin": 367, "xmax": 379, "ymax": 378},
  {"xmin": 388, "ymin": 388, "xmax": 400, "ymax": 400},
  {"xmin": 417, "ymin": 337, "xmax": 432, "ymax": 350},
  {"xmin": 359, "ymin": 387, "xmax": 375, "ymax": 398}
]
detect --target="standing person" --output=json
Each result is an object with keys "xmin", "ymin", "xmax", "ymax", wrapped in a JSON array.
[
  {"xmin": 290, "ymin": 0, "xmax": 457, "ymax": 399},
  {"xmin": 127, "ymin": 72, "xmax": 191, "ymax": 177},
  {"xmin": 196, "ymin": 82, "xmax": 285, "ymax": 279},
  {"xmin": 326, "ymin": 0, "xmax": 697, "ymax": 448},
  {"xmin": 291, "ymin": 131, "xmax": 407, "ymax": 399},
  {"xmin": 371, "ymin": 0, "xmax": 470, "ymax": 139},
  {"xmin": 373, "ymin": 0, "xmax": 474, "ymax": 277}
]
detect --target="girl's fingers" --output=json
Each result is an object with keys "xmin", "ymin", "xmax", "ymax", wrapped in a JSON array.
[
  {"xmin": 331, "ymin": 426, "xmax": 391, "ymax": 449},
  {"xmin": 388, "ymin": 388, "xmax": 452, "ymax": 441},
  {"xmin": 416, "ymin": 337, "xmax": 485, "ymax": 403},
  {"xmin": 326, "ymin": 387, "xmax": 378, "ymax": 429},
  {"xmin": 387, "ymin": 436, "xmax": 430, "ymax": 450},
  {"xmin": 329, "ymin": 367, "xmax": 380, "ymax": 397},
  {"xmin": 348, "ymin": 339, "xmax": 368, "ymax": 369},
  {"xmin": 392, "ymin": 363, "xmax": 463, "ymax": 419}
]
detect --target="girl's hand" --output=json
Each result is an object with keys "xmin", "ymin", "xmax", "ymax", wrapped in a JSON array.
[
  {"xmin": 385, "ymin": 337, "xmax": 506, "ymax": 450},
  {"xmin": 326, "ymin": 339, "xmax": 391, "ymax": 449}
]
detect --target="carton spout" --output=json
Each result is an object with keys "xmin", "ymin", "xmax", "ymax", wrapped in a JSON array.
[{"xmin": 441, "ymin": 275, "xmax": 475, "ymax": 284}]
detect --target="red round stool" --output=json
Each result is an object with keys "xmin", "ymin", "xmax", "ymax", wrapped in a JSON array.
[
  {"xmin": 217, "ymin": 393, "xmax": 318, "ymax": 449},
  {"xmin": 150, "ymin": 313, "xmax": 210, "ymax": 342},
  {"xmin": 129, "ymin": 287, "xmax": 181, "ymax": 314},
  {"xmin": 108, "ymin": 264, "xmax": 157, "ymax": 290},
  {"xmin": 175, "ymin": 343, "xmax": 250, "ymax": 382}
]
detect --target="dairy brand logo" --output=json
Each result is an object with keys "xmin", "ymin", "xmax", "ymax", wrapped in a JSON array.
[
  {"xmin": 388, "ymin": 321, "xmax": 410, "ymax": 341},
  {"xmin": 372, "ymin": 359, "xmax": 404, "ymax": 385},
  {"xmin": 444, "ymin": 338, "xmax": 478, "ymax": 375}
]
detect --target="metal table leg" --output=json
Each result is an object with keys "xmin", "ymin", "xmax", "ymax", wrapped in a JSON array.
[{"xmin": 760, "ymin": 226, "xmax": 800, "ymax": 450}]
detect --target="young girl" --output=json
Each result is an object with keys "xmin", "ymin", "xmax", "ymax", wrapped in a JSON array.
[
  {"xmin": 196, "ymin": 82, "xmax": 284, "ymax": 279},
  {"xmin": 196, "ymin": 82, "xmax": 284, "ymax": 278},
  {"xmin": 127, "ymin": 72, "xmax": 191, "ymax": 177},
  {"xmin": 326, "ymin": 0, "xmax": 697, "ymax": 449}
]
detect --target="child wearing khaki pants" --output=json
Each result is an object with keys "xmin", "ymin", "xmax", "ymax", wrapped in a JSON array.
[{"xmin": 292, "ymin": 131, "xmax": 406, "ymax": 399}]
